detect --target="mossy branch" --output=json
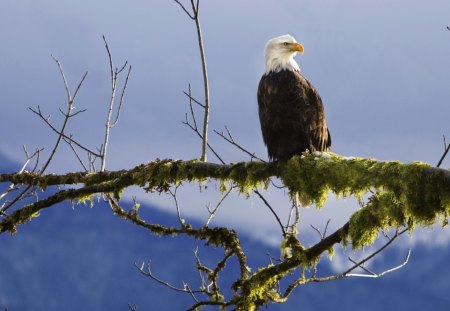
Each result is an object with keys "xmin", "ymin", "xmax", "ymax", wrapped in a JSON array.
[
  {"xmin": 1, "ymin": 153, "xmax": 450, "ymax": 247},
  {"xmin": 2, "ymin": 153, "xmax": 450, "ymax": 309},
  {"xmin": 108, "ymin": 196, "xmax": 249, "ymax": 289}
]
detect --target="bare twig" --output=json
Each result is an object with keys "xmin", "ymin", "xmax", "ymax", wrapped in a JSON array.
[
  {"xmin": 168, "ymin": 186, "xmax": 185, "ymax": 226},
  {"xmin": 101, "ymin": 35, "xmax": 115, "ymax": 172},
  {"xmin": 174, "ymin": 0, "xmax": 210, "ymax": 162},
  {"xmin": 347, "ymin": 256, "xmax": 376, "ymax": 276},
  {"xmin": 65, "ymin": 136, "xmax": 89, "ymax": 172},
  {"xmin": 173, "ymin": 0, "xmax": 195, "ymax": 19},
  {"xmin": 437, "ymin": 135, "xmax": 450, "ymax": 168},
  {"xmin": 285, "ymin": 200, "xmax": 300, "ymax": 235},
  {"xmin": 345, "ymin": 249, "xmax": 411, "ymax": 278},
  {"xmin": 136, "ymin": 262, "xmax": 203, "ymax": 294},
  {"xmin": 87, "ymin": 151, "xmax": 97, "ymax": 172},
  {"xmin": 254, "ymin": 189, "xmax": 286, "ymax": 236},
  {"xmin": 182, "ymin": 85, "xmax": 224, "ymax": 163},
  {"xmin": 205, "ymin": 185, "xmax": 234, "ymax": 226},
  {"xmin": 0, "ymin": 182, "xmax": 36, "ymax": 215},
  {"xmin": 272, "ymin": 228, "xmax": 410, "ymax": 303},
  {"xmin": 266, "ymin": 253, "xmax": 282, "ymax": 264},
  {"xmin": 100, "ymin": 35, "xmax": 131, "ymax": 171},
  {"xmin": 41, "ymin": 56, "xmax": 88, "ymax": 173},
  {"xmin": 183, "ymin": 85, "xmax": 205, "ymax": 109},
  {"xmin": 342, "ymin": 228, "xmax": 408, "ymax": 275},
  {"xmin": 209, "ymin": 250, "xmax": 233, "ymax": 299},
  {"xmin": 21, "ymin": 146, "xmax": 41, "ymax": 173},
  {"xmin": 58, "ymin": 106, "xmax": 87, "ymax": 118},
  {"xmin": 183, "ymin": 114, "xmax": 225, "ymax": 164},
  {"xmin": 183, "ymin": 282, "xmax": 200, "ymax": 303},
  {"xmin": 191, "ymin": 0, "xmax": 210, "ymax": 162},
  {"xmin": 29, "ymin": 106, "xmax": 101, "ymax": 157},
  {"xmin": 310, "ymin": 219, "xmax": 331, "ymax": 241},
  {"xmin": 72, "ymin": 71, "xmax": 89, "ymax": 100},
  {"xmin": 112, "ymin": 65, "xmax": 132, "ymax": 127},
  {"xmin": 214, "ymin": 127, "xmax": 265, "ymax": 162},
  {"xmin": 193, "ymin": 247, "xmax": 209, "ymax": 292},
  {"xmin": 3, "ymin": 57, "xmax": 87, "ymax": 214},
  {"xmin": 193, "ymin": 247, "xmax": 233, "ymax": 303},
  {"xmin": 322, "ymin": 228, "xmax": 408, "ymax": 280},
  {"xmin": 51, "ymin": 54, "xmax": 71, "ymax": 101},
  {"xmin": 107, "ymin": 194, "xmax": 249, "ymax": 282},
  {"xmin": 0, "ymin": 147, "xmax": 42, "ymax": 213},
  {"xmin": 185, "ymin": 84, "xmax": 199, "ymax": 131},
  {"xmin": 270, "ymin": 180, "xmax": 286, "ymax": 189},
  {"xmin": 193, "ymin": 248, "xmax": 214, "ymax": 292}
]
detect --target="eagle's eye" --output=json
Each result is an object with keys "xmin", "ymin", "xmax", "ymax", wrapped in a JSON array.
[{"xmin": 283, "ymin": 42, "xmax": 289, "ymax": 46}]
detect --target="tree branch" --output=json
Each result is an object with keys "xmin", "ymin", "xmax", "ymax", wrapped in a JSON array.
[
  {"xmin": 2, "ymin": 152, "xmax": 447, "ymax": 308},
  {"xmin": 175, "ymin": 0, "xmax": 210, "ymax": 162},
  {"xmin": 214, "ymin": 127, "xmax": 265, "ymax": 162},
  {"xmin": 1, "ymin": 154, "xmax": 450, "ymax": 258},
  {"xmin": 100, "ymin": 35, "xmax": 131, "ymax": 171},
  {"xmin": 254, "ymin": 189, "xmax": 286, "ymax": 236},
  {"xmin": 437, "ymin": 135, "xmax": 450, "ymax": 168},
  {"xmin": 29, "ymin": 106, "xmax": 101, "ymax": 157}
]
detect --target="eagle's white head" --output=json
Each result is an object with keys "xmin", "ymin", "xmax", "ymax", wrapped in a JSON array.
[{"xmin": 264, "ymin": 34, "xmax": 304, "ymax": 75}]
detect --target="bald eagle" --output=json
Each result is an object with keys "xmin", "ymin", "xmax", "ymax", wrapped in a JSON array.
[{"xmin": 257, "ymin": 34, "xmax": 331, "ymax": 161}]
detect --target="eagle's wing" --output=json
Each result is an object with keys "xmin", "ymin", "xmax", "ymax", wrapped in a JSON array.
[
  {"xmin": 257, "ymin": 70, "xmax": 330, "ymax": 161},
  {"xmin": 299, "ymin": 75, "xmax": 331, "ymax": 152}
]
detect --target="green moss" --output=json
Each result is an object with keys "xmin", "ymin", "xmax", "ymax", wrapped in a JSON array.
[
  {"xmin": 77, "ymin": 155, "xmax": 450, "ymax": 252},
  {"xmin": 280, "ymin": 153, "xmax": 378, "ymax": 208},
  {"xmin": 130, "ymin": 159, "xmax": 273, "ymax": 197},
  {"xmin": 279, "ymin": 153, "xmax": 450, "ymax": 249},
  {"xmin": 327, "ymin": 246, "xmax": 335, "ymax": 260},
  {"xmin": 128, "ymin": 155, "xmax": 450, "ymax": 252},
  {"xmin": 76, "ymin": 194, "xmax": 95, "ymax": 207},
  {"xmin": 227, "ymin": 162, "xmax": 271, "ymax": 194},
  {"xmin": 239, "ymin": 264, "xmax": 282, "ymax": 310},
  {"xmin": 348, "ymin": 193, "xmax": 401, "ymax": 248}
]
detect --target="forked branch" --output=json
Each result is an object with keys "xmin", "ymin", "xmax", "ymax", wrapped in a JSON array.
[
  {"xmin": 100, "ymin": 35, "xmax": 132, "ymax": 172},
  {"xmin": 174, "ymin": 0, "xmax": 210, "ymax": 162},
  {"xmin": 437, "ymin": 135, "xmax": 450, "ymax": 168},
  {"xmin": 214, "ymin": 127, "xmax": 265, "ymax": 162}
]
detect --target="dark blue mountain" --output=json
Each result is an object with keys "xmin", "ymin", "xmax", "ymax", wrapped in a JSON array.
[
  {"xmin": 0, "ymin": 155, "xmax": 19, "ymax": 172},
  {"xmin": 1, "ymin": 157, "xmax": 450, "ymax": 310}
]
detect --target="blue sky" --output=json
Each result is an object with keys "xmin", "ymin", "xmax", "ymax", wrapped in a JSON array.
[{"xmin": 1, "ymin": 1, "xmax": 450, "ymax": 245}]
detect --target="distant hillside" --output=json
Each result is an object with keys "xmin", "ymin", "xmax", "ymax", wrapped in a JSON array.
[
  {"xmin": 0, "ymin": 156, "xmax": 449, "ymax": 310},
  {"xmin": 0, "ymin": 154, "xmax": 18, "ymax": 171}
]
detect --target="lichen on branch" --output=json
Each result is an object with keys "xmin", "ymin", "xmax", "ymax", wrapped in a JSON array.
[
  {"xmin": 2, "ymin": 153, "xmax": 450, "ymax": 310},
  {"xmin": 1, "ymin": 154, "xmax": 450, "ymax": 250},
  {"xmin": 281, "ymin": 153, "xmax": 450, "ymax": 248}
]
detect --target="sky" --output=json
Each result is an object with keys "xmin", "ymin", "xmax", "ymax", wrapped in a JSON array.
[{"xmin": 1, "ymin": 1, "xmax": 450, "ymax": 247}]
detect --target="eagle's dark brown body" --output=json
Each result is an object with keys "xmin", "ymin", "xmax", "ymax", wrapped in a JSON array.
[{"xmin": 257, "ymin": 69, "xmax": 331, "ymax": 161}]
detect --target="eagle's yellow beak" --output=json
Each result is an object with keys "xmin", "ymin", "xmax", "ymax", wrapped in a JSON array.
[{"xmin": 293, "ymin": 43, "xmax": 304, "ymax": 54}]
